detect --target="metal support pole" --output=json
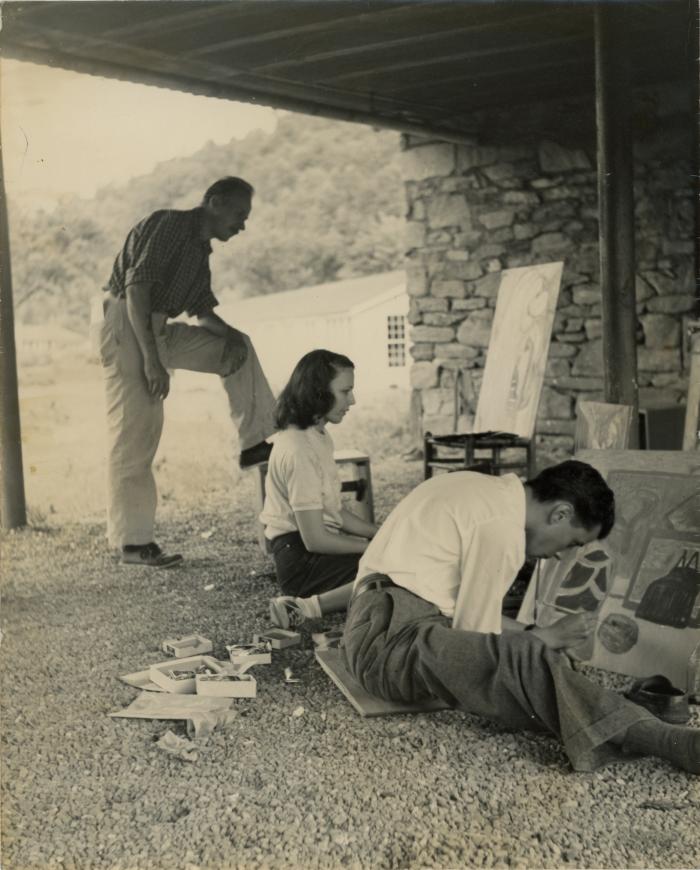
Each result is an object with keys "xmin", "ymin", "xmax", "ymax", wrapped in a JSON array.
[
  {"xmin": 594, "ymin": 3, "xmax": 639, "ymax": 445},
  {"xmin": 0, "ymin": 127, "xmax": 27, "ymax": 529},
  {"xmin": 693, "ymin": 0, "xmax": 700, "ymax": 314}
]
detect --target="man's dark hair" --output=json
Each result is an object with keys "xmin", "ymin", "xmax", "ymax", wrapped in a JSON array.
[
  {"xmin": 275, "ymin": 349, "xmax": 354, "ymax": 430},
  {"xmin": 203, "ymin": 177, "xmax": 254, "ymax": 203},
  {"xmin": 526, "ymin": 460, "xmax": 615, "ymax": 538}
]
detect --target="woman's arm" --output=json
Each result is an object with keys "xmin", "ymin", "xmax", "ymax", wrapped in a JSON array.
[
  {"xmin": 340, "ymin": 508, "xmax": 379, "ymax": 540},
  {"xmin": 295, "ymin": 509, "xmax": 369, "ymax": 555}
]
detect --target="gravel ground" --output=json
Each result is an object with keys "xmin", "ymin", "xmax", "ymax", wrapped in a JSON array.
[{"xmin": 2, "ymin": 459, "xmax": 700, "ymax": 870}]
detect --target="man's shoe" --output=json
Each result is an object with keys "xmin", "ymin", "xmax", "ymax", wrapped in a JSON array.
[
  {"xmin": 625, "ymin": 674, "xmax": 691, "ymax": 725},
  {"xmin": 121, "ymin": 542, "xmax": 183, "ymax": 569},
  {"xmin": 239, "ymin": 441, "xmax": 273, "ymax": 469},
  {"xmin": 269, "ymin": 596, "xmax": 306, "ymax": 630}
]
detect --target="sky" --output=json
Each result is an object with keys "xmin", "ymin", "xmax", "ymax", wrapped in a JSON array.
[{"xmin": 1, "ymin": 59, "xmax": 277, "ymax": 211}]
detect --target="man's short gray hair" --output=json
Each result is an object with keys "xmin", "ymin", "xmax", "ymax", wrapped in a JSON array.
[{"xmin": 203, "ymin": 176, "xmax": 254, "ymax": 203}]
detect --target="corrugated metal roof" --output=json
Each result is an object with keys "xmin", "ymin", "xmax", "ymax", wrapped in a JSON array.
[
  {"xmin": 0, "ymin": 1, "xmax": 693, "ymax": 143},
  {"xmin": 219, "ymin": 270, "xmax": 405, "ymax": 322}
]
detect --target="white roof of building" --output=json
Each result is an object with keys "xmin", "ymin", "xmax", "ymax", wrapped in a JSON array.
[{"xmin": 219, "ymin": 270, "xmax": 405, "ymax": 323}]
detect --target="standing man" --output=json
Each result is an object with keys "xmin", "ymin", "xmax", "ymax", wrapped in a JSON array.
[
  {"xmin": 93, "ymin": 177, "xmax": 275, "ymax": 567},
  {"xmin": 342, "ymin": 461, "xmax": 700, "ymax": 774}
]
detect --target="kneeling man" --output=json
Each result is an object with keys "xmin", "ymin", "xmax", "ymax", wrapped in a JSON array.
[{"xmin": 343, "ymin": 460, "xmax": 699, "ymax": 774}]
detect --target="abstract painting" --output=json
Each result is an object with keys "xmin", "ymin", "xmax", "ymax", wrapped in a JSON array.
[{"xmin": 519, "ymin": 449, "xmax": 700, "ymax": 690}]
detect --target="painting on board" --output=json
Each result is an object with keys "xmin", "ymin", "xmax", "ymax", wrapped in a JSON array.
[
  {"xmin": 519, "ymin": 450, "xmax": 700, "ymax": 691},
  {"xmin": 474, "ymin": 261, "xmax": 563, "ymax": 439},
  {"xmin": 574, "ymin": 401, "xmax": 634, "ymax": 451}
]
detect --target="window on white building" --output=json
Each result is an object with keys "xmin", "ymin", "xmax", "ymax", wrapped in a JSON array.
[{"xmin": 387, "ymin": 315, "xmax": 406, "ymax": 367}]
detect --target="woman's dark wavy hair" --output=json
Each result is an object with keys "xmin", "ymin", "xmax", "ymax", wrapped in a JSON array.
[
  {"xmin": 275, "ymin": 349, "xmax": 354, "ymax": 430},
  {"xmin": 526, "ymin": 459, "xmax": 615, "ymax": 538}
]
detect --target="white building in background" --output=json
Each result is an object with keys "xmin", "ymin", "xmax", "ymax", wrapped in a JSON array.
[
  {"xmin": 218, "ymin": 270, "xmax": 409, "ymax": 394},
  {"xmin": 16, "ymin": 323, "xmax": 86, "ymax": 365}
]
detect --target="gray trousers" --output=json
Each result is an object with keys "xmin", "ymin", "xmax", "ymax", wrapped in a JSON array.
[
  {"xmin": 342, "ymin": 581, "xmax": 654, "ymax": 771},
  {"xmin": 91, "ymin": 296, "xmax": 276, "ymax": 548}
]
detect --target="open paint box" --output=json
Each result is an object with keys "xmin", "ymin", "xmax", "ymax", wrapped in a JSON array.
[
  {"xmin": 226, "ymin": 642, "xmax": 272, "ymax": 670},
  {"xmin": 253, "ymin": 628, "xmax": 301, "ymax": 649},
  {"xmin": 149, "ymin": 655, "xmax": 222, "ymax": 694},
  {"xmin": 161, "ymin": 635, "xmax": 213, "ymax": 657},
  {"xmin": 195, "ymin": 672, "xmax": 257, "ymax": 698}
]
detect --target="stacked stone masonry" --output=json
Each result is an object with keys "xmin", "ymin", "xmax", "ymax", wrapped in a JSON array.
[{"xmin": 401, "ymin": 83, "xmax": 696, "ymax": 463}]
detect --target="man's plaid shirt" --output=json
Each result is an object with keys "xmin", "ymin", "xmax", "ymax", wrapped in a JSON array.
[{"xmin": 105, "ymin": 208, "xmax": 219, "ymax": 318}]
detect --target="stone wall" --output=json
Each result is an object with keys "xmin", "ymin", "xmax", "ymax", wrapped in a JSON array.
[{"xmin": 401, "ymin": 82, "xmax": 696, "ymax": 463}]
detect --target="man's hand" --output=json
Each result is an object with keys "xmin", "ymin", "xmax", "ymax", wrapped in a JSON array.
[
  {"xmin": 531, "ymin": 612, "xmax": 597, "ymax": 651},
  {"xmin": 144, "ymin": 357, "xmax": 170, "ymax": 400}
]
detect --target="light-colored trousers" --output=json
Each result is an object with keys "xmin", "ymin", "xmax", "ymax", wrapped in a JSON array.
[{"xmin": 91, "ymin": 296, "xmax": 276, "ymax": 548}]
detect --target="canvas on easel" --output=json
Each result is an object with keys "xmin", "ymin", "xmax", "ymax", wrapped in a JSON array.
[
  {"xmin": 424, "ymin": 262, "xmax": 562, "ymax": 479},
  {"xmin": 473, "ymin": 261, "xmax": 563, "ymax": 439},
  {"xmin": 519, "ymin": 449, "xmax": 700, "ymax": 691}
]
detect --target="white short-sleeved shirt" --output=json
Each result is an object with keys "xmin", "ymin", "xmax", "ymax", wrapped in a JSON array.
[
  {"xmin": 259, "ymin": 427, "xmax": 343, "ymax": 540},
  {"xmin": 355, "ymin": 471, "xmax": 526, "ymax": 634}
]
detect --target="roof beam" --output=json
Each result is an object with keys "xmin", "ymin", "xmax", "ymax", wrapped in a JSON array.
[
  {"xmin": 2, "ymin": 41, "xmax": 479, "ymax": 145},
  {"xmin": 323, "ymin": 29, "xmax": 591, "ymax": 84},
  {"xmin": 187, "ymin": 2, "xmax": 424, "ymax": 58},
  {"xmin": 251, "ymin": 8, "xmax": 564, "ymax": 74},
  {"xmin": 102, "ymin": 3, "xmax": 244, "ymax": 41},
  {"xmin": 2, "ymin": 21, "xmax": 481, "ymax": 129},
  {"xmin": 392, "ymin": 50, "xmax": 591, "ymax": 99}
]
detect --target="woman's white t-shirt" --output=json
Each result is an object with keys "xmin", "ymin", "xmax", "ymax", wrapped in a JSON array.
[{"xmin": 260, "ymin": 427, "xmax": 343, "ymax": 541}]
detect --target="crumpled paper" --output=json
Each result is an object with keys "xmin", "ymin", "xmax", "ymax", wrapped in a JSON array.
[
  {"xmin": 109, "ymin": 691, "xmax": 232, "ymax": 720},
  {"xmin": 109, "ymin": 691, "xmax": 239, "ymax": 739},
  {"xmin": 156, "ymin": 730, "xmax": 199, "ymax": 762},
  {"xmin": 186, "ymin": 710, "xmax": 238, "ymax": 739}
]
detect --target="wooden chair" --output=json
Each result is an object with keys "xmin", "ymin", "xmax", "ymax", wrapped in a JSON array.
[{"xmin": 424, "ymin": 262, "xmax": 564, "ymax": 481}]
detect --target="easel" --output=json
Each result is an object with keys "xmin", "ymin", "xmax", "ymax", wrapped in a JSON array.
[{"xmin": 423, "ymin": 262, "xmax": 563, "ymax": 481}]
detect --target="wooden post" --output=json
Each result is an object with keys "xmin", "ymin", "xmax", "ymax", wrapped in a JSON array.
[
  {"xmin": 0, "ymin": 127, "xmax": 27, "ymax": 529},
  {"xmin": 694, "ymin": 0, "xmax": 700, "ymax": 313},
  {"xmin": 594, "ymin": 3, "xmax": 639, "ymax": 447},
  {"xmin": 682, "ymin": 322, "xmax": 700, "ymax": 450}
]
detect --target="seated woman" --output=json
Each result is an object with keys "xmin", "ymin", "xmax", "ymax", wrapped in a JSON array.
[{"xmin": 260, "ymin": 349, "xmax": 378, "ymax": 629}]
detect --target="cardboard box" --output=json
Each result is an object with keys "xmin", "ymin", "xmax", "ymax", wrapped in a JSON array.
[
  {"xmin": 195, "ymin": 672, "xmax": 257, "ymax": 698},
  {"xmin": 161, "ymin": 635, "xmax": 213, "ymax": 657},
  {"xmin": 226, "ymin": 642, "xmax": 272, "ymax": 670},
  {"xmin": 253, "ymin": 628, "xmax": 301, "ymax": 649},
  {"xmin": 149, "ymin": 655, "xmax": 222, "ymax": 694}
]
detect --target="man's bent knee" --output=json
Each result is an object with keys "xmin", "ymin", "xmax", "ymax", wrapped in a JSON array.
[{"xmin": 221, "ymin": 330, "xmax": 249, "ymax": 376}]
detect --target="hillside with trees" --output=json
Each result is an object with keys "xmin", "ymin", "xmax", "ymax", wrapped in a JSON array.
[{"xmin": 10, "ymin": 113, "xmax": 405, "ymax": 329}]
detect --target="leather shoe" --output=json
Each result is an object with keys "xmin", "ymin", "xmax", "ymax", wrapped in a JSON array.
[
  {"xmin": 239, "ymin": 440, "xmax": 272, "ymax": 468},
  {"xmin": 624, "ymin": 674, "xmax": 691, "ymax": 725},
  {"xmin": 121, "ymin": 542, "xmax": 183, "ymax": 569}
]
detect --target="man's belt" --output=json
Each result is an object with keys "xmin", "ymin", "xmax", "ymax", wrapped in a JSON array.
[{"xmin": 352, "ymin": 573, "xmax": 396, "ymax": 603}]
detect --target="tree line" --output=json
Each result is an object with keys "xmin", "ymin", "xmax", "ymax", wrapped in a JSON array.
[{"xmin": 10, "ymin": 113, "xmax": 405, "ymax": 330}]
